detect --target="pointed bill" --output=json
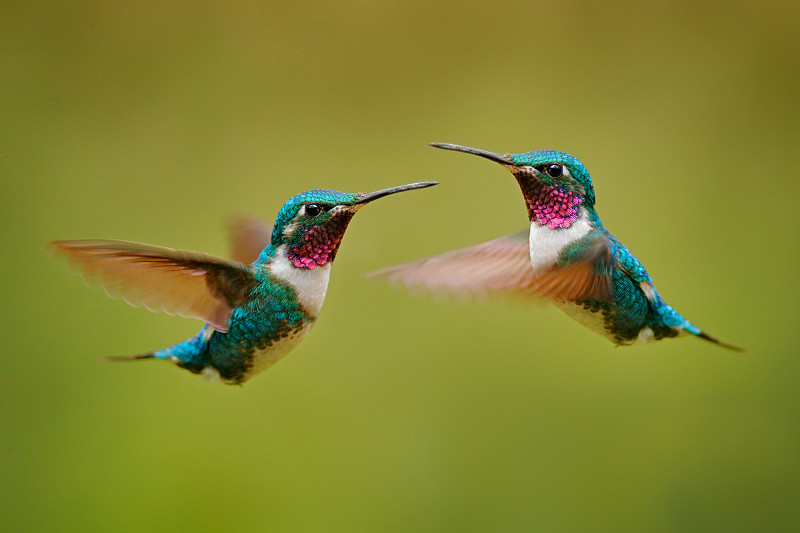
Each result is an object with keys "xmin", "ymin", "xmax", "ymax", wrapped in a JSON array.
[
  {"xmin": 355, "ymin": 181, "xmax": 438, "ymax": 205},
  {"xmin": 50, "ymin": 240, "xmax": 257, "ymax": 332},
  {"xmin": 429, "ymin": 143, "xmax": 512, "ymax": 165}
]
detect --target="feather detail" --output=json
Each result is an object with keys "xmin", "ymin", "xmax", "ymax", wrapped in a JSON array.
[
  {"xmin": 227, "ymin": 215, "xmax": 272, "ymax": 264},
  {"xmin": 371, "ymin": 231, "xmax": 535, "ymax": 297},
  {"xmin": 50, "ymin": 239, "xmax": 256, "ymax": 332},
  {"xmin": 372, "ymin": 230, "xmax": 612, "ymax": 302},
  {"xmin": 527, "ymin": 262, "xmax": 609, "ymax": 301},
  {"xmin": 549, "ymin": 229, "xmax": 614, "ymax": 302}
]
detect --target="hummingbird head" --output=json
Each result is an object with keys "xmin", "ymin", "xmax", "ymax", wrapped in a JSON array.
[
  {"xmin": 431, "ymin": 143, "xmax": 595, "ymax": 229},
  {"xmin": 272, "ymin": 182, "xmax": 437, "ymax": 269}
]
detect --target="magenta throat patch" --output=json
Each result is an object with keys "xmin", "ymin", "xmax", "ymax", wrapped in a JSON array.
[
  {"xmin": 525, "ymin": 182, "xmax": 583, "ymax": 229},
  {"xmin": 286, "ymin": 213, "xmax": 354, "ymax": 269}
]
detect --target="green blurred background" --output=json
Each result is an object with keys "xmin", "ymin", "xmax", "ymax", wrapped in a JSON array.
[{"xmin": 2, "ymin": 1, "xmax": 799, "ymax": 531}]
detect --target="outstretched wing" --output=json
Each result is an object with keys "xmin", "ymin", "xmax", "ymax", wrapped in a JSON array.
[
  {"xmin": 227, "ymin": 215, "xmax": 272, "ymax": 265},
  {"xmin": 371, "ymin": 229, "xmax": 613, "ymax": 302},
  {"xmin": 371, "ymin": 231, "xmax": 536, "ymax": 296},
  {"xmin": 50, "ymin": 240, "xmax": 257, "ymax": 332}
]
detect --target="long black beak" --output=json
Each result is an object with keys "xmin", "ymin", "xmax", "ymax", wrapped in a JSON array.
[
  {"xmin": 355, "ymin": 181, "xmax": 438, "ymax": 205},
  {"xmin": 429, "ymin": 143, "xmax": 512, "ymax": 165}
]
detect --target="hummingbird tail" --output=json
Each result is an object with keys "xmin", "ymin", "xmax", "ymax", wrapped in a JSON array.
[
  {"xmin": 694, "ymin": 330, "xmax": 744, "ymax": 352},
  {"xmin": 104, "ymin": 353, "xmax": 157, "ymax": 362}
]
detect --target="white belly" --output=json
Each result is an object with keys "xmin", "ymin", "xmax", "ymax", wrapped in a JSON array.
[
  {"xmin": 553, "ymin": 300, "xmax": 660, "ymax": 346},
  {"xmin": 552, "ymin": 299, "xmax": 615, "ymax": 341},
  {"xmin": 246, "ymin": 320, "xmax": 316, "ymax": 378}
]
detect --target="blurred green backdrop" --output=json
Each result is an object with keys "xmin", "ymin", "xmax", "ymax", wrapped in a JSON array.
[{"xmin": 2, "ymin": 1, "xmax": 799, "ymax": 532}]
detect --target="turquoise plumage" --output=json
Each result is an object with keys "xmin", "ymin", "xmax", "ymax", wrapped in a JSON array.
[
  {"xmin": 374, "ymin": 143, "xmax": 739, "ymax": 350},
  {"xmin": 52, "ymin": 182, "xmax": 437, "ymax": 384}
]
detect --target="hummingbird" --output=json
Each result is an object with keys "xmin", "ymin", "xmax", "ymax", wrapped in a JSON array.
[
  {"xmin": 373, "ymin": 143, "xmax": 739, "ymax": 350},
  {"xmin": 51, "ymin": 181, "xmax": 438, "ymax": 384}
]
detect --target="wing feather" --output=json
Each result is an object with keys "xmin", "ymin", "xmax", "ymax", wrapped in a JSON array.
[
  {"xmin": 372, "ymin": 229, "xmax": 614, "ymax": 302},
  {"xmin": 371, "ymin": 231, "xmax": 536, "ymax": 297},
  {"xmin": 227, "ymin": 215, "xmax": 272, "ymax": 264},
  {"xmin": 50, "ymin": 239, "xmax": 256, "ymax": 332}
]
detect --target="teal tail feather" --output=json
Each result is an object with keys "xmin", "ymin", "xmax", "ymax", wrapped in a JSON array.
[
  {"xmin": 694, "ymin": 330, "xmax": 744, "ymax": 352},
  {"xmin": 103, "ymin": 327, "xmax": 212, "ymax": 364},
  {"xmin": 680, "ymin": 319, "xmax": 743, "ymax": 352}
]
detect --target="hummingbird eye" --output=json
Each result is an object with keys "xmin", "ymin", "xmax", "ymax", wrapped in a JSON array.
[
  {"xmin": 304, "ymin": 203, "xmax": 322, "ymax": 218},
  {"xmin": 545, "ymin": 164, "xmax": 563, "ymax": 178}
]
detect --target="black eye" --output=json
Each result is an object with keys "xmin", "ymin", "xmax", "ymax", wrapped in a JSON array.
[
  {"xmin": 305, "ymin": 203, "xmax": 322, "ymax": 217},
  {"xmin": 546, "ymin": 164, "xmax": 563, "ymax": 178}
]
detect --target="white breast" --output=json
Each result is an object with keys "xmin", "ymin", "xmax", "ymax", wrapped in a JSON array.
[
  {"xmin": 529, "ymin": 209, "xmax": 592, "ymax": 275},
  {"xmin": 268, "ymin": 245, "xmax": 332, "ymax": 317}
]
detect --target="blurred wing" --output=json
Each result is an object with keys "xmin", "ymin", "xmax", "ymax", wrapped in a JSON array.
[
  {"xmin": 538, "ymin": 230, "xmax": 614, "ymax": 302},
  {"xmin": 371, "ymin": 231, "xmax": 538, "ymax": 296},
  {"xmin": 227, "ymin": 215, "xmax": 272, "ymax": 264},
  {"xmin": 50, "ymin": 240, "xmax": 257, "ymax": 332},
  {"xmin": 372, "ymin": 229, "xmax": 614, "ymax": 302}
]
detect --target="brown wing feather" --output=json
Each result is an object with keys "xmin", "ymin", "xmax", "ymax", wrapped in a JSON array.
[
  {"xmin": 227, "ymin": 215, "xmax": 272, "ymax": 264},
  {"xmin": 372, "ymin": 230, "xmax": 613, "ymax": 302},
  {"xmin": 50, "ymin": 240, "xmax": 256, "ymax": 332},
  {"xmin": 528, "ymin": 231, "xmax": 614, "ymax": 302},
  {"xmin": 527, "ymin": 262, "xmax": 609, "ymax": 301},
  {"xmin": 371, "ymin": 232, "xmax": 539, "ymax": 297}
]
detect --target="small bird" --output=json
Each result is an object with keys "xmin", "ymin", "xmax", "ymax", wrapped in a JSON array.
[
  {"xmin": 374, "ymin": 143, "xmax": 739, "ymax": 350},
  {"xmin": 52, "ymin": 181, "xmax": 438, "ymax": 384}
]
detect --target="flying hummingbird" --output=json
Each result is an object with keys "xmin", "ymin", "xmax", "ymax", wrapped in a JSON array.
[
  {"xmin": 51, "ymin": 181, "xmax": 438, "ymax": 384},
  {"xmin": 373, "ymin": 143, "xmax": 739, "ymax": 350}
]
